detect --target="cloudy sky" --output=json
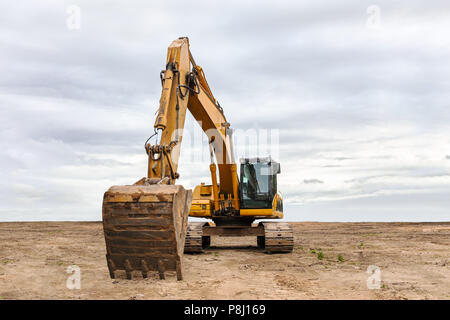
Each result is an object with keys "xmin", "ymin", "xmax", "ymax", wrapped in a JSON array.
[{"xmin": 1, "ymin": 1, "xmax": 449, "ymax": 221}]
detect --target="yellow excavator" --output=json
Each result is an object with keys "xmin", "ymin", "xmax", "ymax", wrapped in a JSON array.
[{"xmin": 102, "ymin": 37, "xmax": 293, "ymax": 280}]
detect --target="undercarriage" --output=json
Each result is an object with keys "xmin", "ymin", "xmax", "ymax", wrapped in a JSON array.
[{"xmin": 184, "ymin": 221, "xmax": 294, "ymax": 254}]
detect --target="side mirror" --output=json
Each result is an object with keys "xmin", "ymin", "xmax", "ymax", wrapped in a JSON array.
[{"xmin": 271, "ymin": 162, "xmax": 281, "ymax": 174}]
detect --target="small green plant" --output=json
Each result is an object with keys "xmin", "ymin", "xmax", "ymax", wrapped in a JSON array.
[
  {"xmin": 359, "ymin": 242, "xmax": 364, "ymax": 248},
  {"xmin": 2, "ymin": 259, "xmax": 13, "ymax": 265},
  {"xmin": 324, "ymin": 265, "xmax": 328, "ymax": 269},
  {"xmin": 317, "ymin": 251, "xmax": 324, "ymax": 260},
  {"xmin": 338, "ymin": 254, "xmax": 344, "ymax": 262},
  {"xmin": 214, "ymin": 252, "xmax": 219, "ymax": 257},
  {"xmin": 310, "ymin": 249, "xmax": 316, "ymax": 254},
  {"xmin": 382, "ymin": 283, "xmax": 386, "ymax": 289}
]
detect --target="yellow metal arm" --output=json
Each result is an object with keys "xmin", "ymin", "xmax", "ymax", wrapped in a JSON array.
[{"xmin": 146, "ymin": 37, "xmax": 239, "ymax": 210}]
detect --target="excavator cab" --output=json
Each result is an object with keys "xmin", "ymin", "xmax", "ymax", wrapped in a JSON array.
[{"xmin": 239, "ymin": 157, "xmax": 281, "ymax": 210}]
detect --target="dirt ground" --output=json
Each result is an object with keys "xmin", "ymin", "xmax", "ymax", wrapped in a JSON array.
[{"xmin": 0, "ymin": 221, "xmax": 448, "ymax": 300}]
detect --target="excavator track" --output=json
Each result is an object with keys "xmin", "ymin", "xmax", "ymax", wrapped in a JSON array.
[
  {"xmin": 184, "ymin": 222, "xmax": 210, "ymax": 253},
  {"xmin": 258, "ymin": 222, "xmax": 294, "ymax": 253},
  {"xmin": 102, "ymin": 184, "xmax": 192, "ymax": 280}
]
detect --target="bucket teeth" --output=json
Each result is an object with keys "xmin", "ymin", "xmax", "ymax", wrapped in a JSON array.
[
  {"xmin": 102, "ymin": 184, "xmax": 192, "ymax": 280},
  {"xmin": 141, "ymin": 260, "xmax": 149, "ymax": 278}
]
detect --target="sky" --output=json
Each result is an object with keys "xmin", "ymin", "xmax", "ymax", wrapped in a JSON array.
[{"xmin": 1, "ymin": 1, "xmax": 449, "ymax": 222}]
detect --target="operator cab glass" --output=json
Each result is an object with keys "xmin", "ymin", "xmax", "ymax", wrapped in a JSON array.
[{"xmin": 239, "ymin": 157, "xmax": 281, "ymax": 209}]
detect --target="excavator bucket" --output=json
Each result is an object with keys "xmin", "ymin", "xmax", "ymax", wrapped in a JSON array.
[{"xmin": 102, "ymin": 184, "xmax": 192, "ymax": 280}]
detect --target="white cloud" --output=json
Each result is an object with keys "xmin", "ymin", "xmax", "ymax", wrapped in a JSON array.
[{"xmin": 1, "ymin": 1, "xmax": 449, "ymax": 221}]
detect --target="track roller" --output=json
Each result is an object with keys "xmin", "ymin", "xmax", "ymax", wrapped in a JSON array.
[
  {"xmin": 184, "ymin": 222, "xmax": 210, "ymax": 253},
  {"xmin": 258, "ymin": 222, "xmax": 294, "ymax": 253}
]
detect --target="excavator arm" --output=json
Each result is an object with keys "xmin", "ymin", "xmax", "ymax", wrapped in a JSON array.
[
  {"xmin": 145, "ymin": 37, "xmax": 239, "ymax": 211},
  {"xmin": 102, "ymin": 37, "xmax": 240, "ymax": 281}
]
